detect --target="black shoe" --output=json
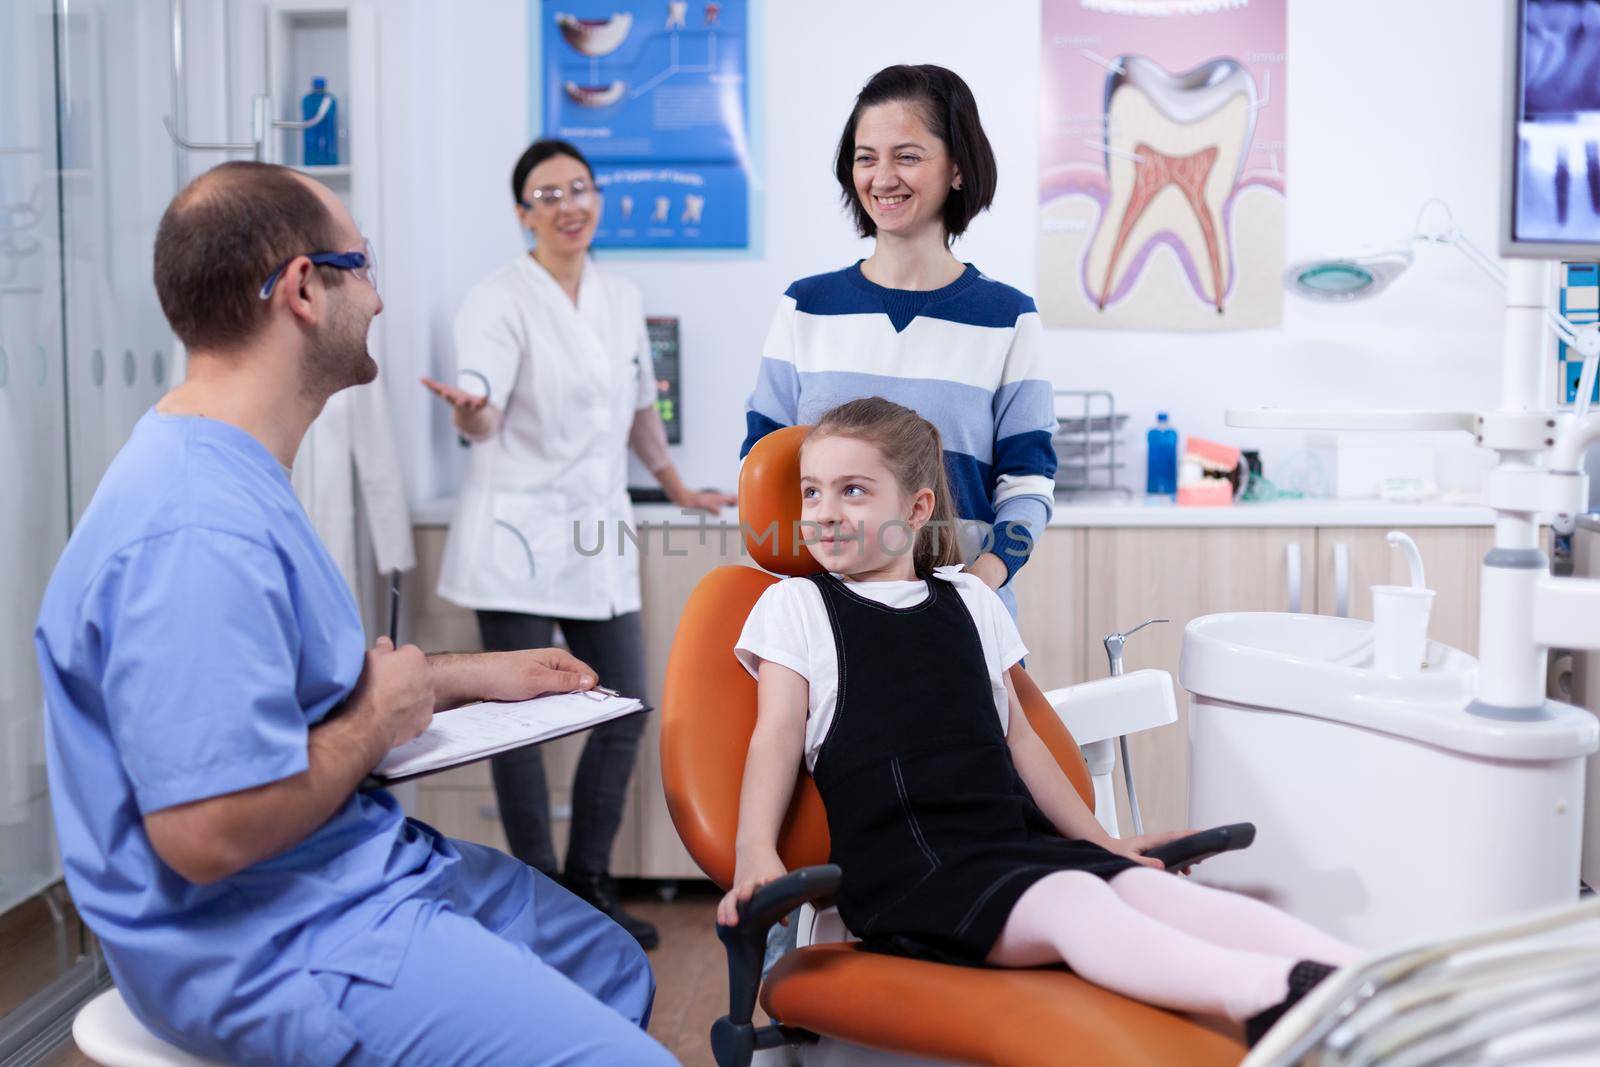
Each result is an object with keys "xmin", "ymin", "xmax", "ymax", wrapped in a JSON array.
[
  {"xmin": 1245, "ymin": 960, "xmax": 1337, "ymax": 1046},
  {"xmin": 561, "ymin": 870, "xmax": 661, "ymax": 951}
]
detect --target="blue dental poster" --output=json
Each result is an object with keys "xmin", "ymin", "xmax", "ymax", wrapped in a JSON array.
[{"xmin": 535, "ymin": 0, "xmax": 755, "ymax": 251}]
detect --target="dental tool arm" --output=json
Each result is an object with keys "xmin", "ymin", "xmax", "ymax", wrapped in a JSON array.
[{"xmin": 1412, "ymin": 200, "xmax": 1594, "ymax": 376}]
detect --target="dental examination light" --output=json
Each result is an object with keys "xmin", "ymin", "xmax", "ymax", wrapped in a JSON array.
[{"xmin": 1286, "ymin": 199, "xmax": 1600, "ymax": 425}]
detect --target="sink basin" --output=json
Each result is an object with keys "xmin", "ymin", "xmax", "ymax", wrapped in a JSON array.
[
  {"xmin": 1179, "ymin": 611, "xmax": 1598, "ymax": 948},
  {"xmin": 1180, "ymin": 612, "xmax": 1593, "ymax": 760}
]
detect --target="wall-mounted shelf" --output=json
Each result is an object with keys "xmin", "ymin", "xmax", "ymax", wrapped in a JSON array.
[{"xmin": 267, "ymin": 4, "xmax": 350, "ymax": 170}]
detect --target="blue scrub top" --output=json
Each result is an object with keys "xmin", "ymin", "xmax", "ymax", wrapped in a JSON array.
[{"xmin": 35, "ymin": 411, "xmax": 464, "ymax": 1065}]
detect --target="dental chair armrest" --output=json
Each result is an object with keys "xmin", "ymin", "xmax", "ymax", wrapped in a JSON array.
[
  {"xmin": 734, "ymin": 863, "xmax": 842, "ymax": 933},
  {"xmin": 1045, "ymin": 669, "xmax": 1177, "ymax": 746},
  {"xmin": 1143, "ymin": 823, "xmax": 1256, "ymax": 870},
  {"xmin": 713, "ymin": 864, "xmax": 842, "ymax": 1067}
]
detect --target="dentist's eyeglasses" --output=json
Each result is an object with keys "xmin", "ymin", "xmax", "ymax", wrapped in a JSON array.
[
  {"xmin": 520, "ymin": 181, "xmax": 597, "ymax": 213},
  {"xmin": 259, "ymin": 238, "xmax": 379, "ymax": 300}
]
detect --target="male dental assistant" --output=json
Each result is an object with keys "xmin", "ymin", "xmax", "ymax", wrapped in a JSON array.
[{"xmin": 33, "ymin": 162, "xmax": 675, "ymax": 1067}]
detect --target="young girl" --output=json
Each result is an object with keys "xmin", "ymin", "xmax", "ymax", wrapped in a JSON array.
[{"xmin": 722, "ymin": 398, "xmax": 1364, "ymax": 1045}]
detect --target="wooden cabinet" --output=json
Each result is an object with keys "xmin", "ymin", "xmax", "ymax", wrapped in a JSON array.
[
  {"xmin": 1079, "ymin": 527, "xmax": 1317, "ymax": 836},
  {"xmin": 1011, "ymin": 528, "xmax": 1088, "ymax": 692}
]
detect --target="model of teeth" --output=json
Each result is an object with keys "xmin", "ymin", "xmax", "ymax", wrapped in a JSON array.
[
  {"xmin": 682, "ymin": 194, "xmax": 704, "ymax": 224},
  {"xmin": 563, "ymin": 81, "xmax": 627, "ymax": 108},
  {"xmin": 653, "ymin": 197, "xmax": 670, "ymax": 222},
  {"xmin": 1086, "ymin": 55, "xmax": 1257, "ymax": 313},
  {"xmin": 666, "ymin": 1, "xmax": 687, "ymax": 30},
  {"xmin": 555, "ymin": 12, "xmax": 633, "ymax": 57},
  {"xmin": 620, "ymin": 195, "xmax": 634, "ymax": 219}
]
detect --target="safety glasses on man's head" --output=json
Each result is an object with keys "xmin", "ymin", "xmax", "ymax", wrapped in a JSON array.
[{"xmin": 259, "ymin": 238, "xmax": 378, "ymax": 300}]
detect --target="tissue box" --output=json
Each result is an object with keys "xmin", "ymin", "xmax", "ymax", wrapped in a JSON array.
[{"xmin": 1305, "ymin": 433, "xmax": 1439, "ymax": 500}]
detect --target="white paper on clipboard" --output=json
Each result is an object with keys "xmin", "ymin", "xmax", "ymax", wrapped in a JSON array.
[{"xmin": 373, "ymin": 691, "xmax": 643, "ymax": 782}]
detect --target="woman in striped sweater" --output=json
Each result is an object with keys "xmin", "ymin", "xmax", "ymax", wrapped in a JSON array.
[{"xmin": 741, "ymin": 64, "xmax": 1056, "ymax": 613}]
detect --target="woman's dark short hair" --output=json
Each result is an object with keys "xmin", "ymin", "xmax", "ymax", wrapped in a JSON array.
[
  {"xmin": 511, "ymin": 139, "xmax": 595, "ymax": 203},
  {"xmin": 833, "ymin": 64, "xmax": 997, "ymax": 244},
  {"xmin": 153, "ymin": 161, "xmax": 345, "ymax": 351}
]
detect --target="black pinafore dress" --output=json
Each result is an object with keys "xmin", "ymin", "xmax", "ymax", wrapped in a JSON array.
[{"xmin": 807, "ymin": 572, "xmax": 1138, "ymax": 965}]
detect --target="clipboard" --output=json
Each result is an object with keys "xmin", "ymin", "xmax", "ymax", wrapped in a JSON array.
[{"xmin": 360, "ymin": 692, "xmax": 650, "ymax": 789}]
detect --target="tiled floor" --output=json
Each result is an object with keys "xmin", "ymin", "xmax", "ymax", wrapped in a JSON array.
[{"xmin": 21, "ymin": 883, "xmax": 729, "ymax": 1067}]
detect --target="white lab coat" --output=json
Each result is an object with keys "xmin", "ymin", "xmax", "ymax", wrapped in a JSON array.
[
  {"xmin": 292, "ymin": 378, "xmax": 417, "ymax": 591},
  {"xmin": 437, "ymin": 254, "xmax": 657, "ymax": 620}
]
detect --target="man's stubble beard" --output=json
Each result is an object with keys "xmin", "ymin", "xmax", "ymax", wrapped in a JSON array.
[{"xmin": 299, "ymin": 293, "xmax": 377, "ymax": 400}]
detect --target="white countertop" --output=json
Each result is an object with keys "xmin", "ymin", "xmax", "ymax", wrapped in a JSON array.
[{"xmin": 411, "ymin": 494, "xmax": 1498, "ymax": 529}]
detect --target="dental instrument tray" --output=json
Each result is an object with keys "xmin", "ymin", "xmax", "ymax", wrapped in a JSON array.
[
  {"xmin": 1053, "ymin": 389, "xmax": 1132, "ymax": 498},
  {"xmin": 1141, "ymin": 822, "xmax": 1256, "ymax": 870}
]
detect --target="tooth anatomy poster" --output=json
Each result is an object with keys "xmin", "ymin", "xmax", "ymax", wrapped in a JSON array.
[
  {"xmin": 536, "ymin": 1, "xmax": 755, "ymax": 251},
  {"xmin": 1038, "ymin": 0, "xmax": 1286, "ymax": 331}
]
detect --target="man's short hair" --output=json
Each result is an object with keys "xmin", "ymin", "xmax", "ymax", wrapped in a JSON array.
[{"xmin": 153, "ymin": 161, "xmax": 344, "ymax": 351}]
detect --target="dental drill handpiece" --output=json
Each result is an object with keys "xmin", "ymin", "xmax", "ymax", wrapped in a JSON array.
[{"xmin": 1103, "ymin": 618, "xmax": 1167, "ymax": 838}]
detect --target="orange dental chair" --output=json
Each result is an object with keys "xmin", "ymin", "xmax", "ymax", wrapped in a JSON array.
[{"xmin": 660, "ymin": 426, "xmax": 1250, "ymax": 1067}]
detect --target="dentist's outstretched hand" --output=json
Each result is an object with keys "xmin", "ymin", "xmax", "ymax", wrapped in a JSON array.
[{"xmin": 421, "ymin": 377, "xmax": 497, "ymax": 439}]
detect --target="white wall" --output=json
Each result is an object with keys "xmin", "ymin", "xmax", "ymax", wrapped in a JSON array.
[{"xmin": 383, "ymin": 0, "xmax": 1516, "ymax": 505}]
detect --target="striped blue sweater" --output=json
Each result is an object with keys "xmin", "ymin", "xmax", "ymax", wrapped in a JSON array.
[{"xmin": 740, "ymin": 262, "xmax": 1057, "ymax": 583}]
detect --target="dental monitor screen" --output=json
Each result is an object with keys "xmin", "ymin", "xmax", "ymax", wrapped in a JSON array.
[{"xmin": 1504, "ymin": 0, "xmax": 1600, "ymax": 257}]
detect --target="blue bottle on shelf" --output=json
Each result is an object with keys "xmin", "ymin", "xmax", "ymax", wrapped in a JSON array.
[
  {"xmin": 1146, "ymin": 412, "xmax": 1178, "ymax": 495},
  {"xmin": 301, "ymin": 77, "xmax": 338, "ymax": 166}
]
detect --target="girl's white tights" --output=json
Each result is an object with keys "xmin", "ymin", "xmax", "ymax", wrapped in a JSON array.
[{"xmin": 985, "ymin": 867, "xmax": 1365, "ymax": 1021}]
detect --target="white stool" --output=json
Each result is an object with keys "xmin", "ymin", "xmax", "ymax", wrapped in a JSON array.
[{"xmin": 73, "ymin": 988, "xmax": 224, "ymax": 1067}]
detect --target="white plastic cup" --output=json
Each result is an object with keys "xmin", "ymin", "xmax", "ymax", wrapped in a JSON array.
[{"xmin": 1371, "ymin": 585, "xmax": 1436, "ymax": 674}]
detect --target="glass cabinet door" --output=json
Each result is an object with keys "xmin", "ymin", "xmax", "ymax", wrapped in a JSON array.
[
  {"xmin": 1, "ymin": 0, "xmax": 182, "ymax": 1038},
  {"xmin": 0, "ymin": 0, "xmax": 70, "ymax": 929},
  {"xmin": 57, "ymin": 0, "xmax": 181, "ymax": 513}
]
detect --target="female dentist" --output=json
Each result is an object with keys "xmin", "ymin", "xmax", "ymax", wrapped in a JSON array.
[{"xmin": 424, "ymin": 139, "xmax": 733, "ymax": 949}]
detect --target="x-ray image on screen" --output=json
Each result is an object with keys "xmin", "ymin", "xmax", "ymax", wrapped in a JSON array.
[{"xmin": 1512, "ymin": 0, "xmax": 1600, "ymax": 246}]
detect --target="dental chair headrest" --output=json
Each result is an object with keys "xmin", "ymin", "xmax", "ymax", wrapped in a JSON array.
[{"xmin": 739, "ymin": 425, "xmax": 825, "ymax": 578}]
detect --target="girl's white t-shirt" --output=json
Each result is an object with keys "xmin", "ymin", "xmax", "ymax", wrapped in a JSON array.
[{"xmin": 734, "ymin": 565, "xmax": 1029, "ymax": 772}]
